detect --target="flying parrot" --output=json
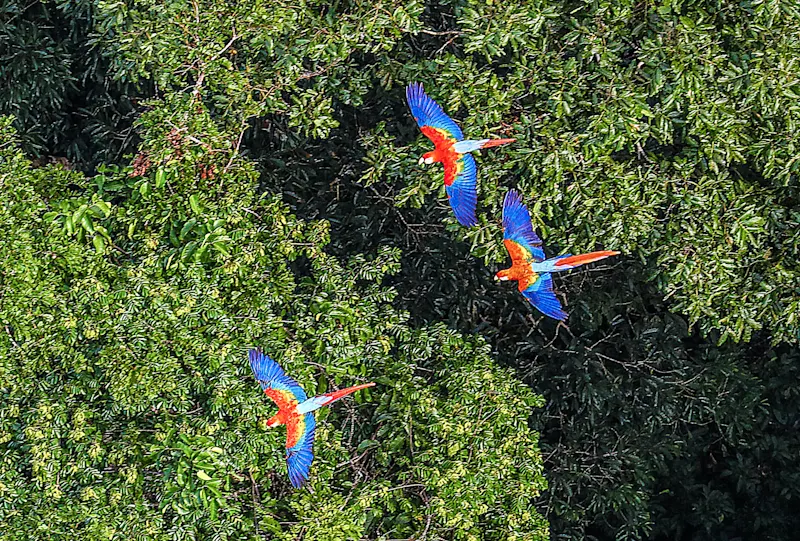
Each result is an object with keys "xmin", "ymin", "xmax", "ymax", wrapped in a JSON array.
[
  {"xmin": 495, "ymin": 189, "xmax": 620, "ymax": 321},
  {"xmin": 406, "ymin": 82, "xmax": 516, "ymax": 226},
  {"xmin": 249, "ymin": 349, "xmax": 375, "ymax": 488}
]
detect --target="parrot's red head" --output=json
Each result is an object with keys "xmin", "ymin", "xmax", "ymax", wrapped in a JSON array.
[
  {"xmin": 266, "ymin": 414, "xmax": 281, "ymax": 428},
  {"xmin": 419, "ymin": 151, "xmax": 436, "ymax": 165}
]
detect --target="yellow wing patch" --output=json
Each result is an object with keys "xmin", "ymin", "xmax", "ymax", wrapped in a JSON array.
[{"xmin": 504, "ymin": 239, "xmax": 534, "ymax": 265}]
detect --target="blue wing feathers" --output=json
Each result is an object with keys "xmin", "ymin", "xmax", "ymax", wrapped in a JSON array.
[
  {"xmin": 446, "ymin": 153, "xmax": 478, "ymax": 226},
  {"xmin": 406, "ymin": 82, "xmax": 464, "ymax": 140},
  {"xmin": 249, "ymin": 348, "xmax": 285, "ymax": 381},
  {"xmin": 248, "ymin": 349, "xmax": 308, "ymax": 402},
  {"xmin": 522, "ymin": 273, "xmax": 568, "ymax": 321},
  {"xmin": 503, "ymin": 189, "xmax": 545, "ymax": 261},
  {"xmin": 286, "ymin": 413, "xmax": 316, "ymax": 488}
]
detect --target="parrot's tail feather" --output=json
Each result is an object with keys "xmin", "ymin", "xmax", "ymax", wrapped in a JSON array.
[
  {"xmin": 295, "ymin": 382, "xmax": 375, "ymax": 415},
  {"xmin": 554, "ymin": 251, "xmax": 620, "ymax": 268},
  {"xmin": 479, "ymin": 138, "xmax": 516, "ymax": 149},
  {"xmin": 323, "ymin": 382, "xmax": 376, "ymax": 405}
]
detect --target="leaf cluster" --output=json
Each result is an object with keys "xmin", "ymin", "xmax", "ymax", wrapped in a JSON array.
[{"xmin": 0, "ymin": 106, "xmax": 547, "ymax": 540}]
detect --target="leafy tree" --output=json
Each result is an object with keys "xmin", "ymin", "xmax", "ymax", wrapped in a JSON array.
[
  {"xmin": 357, "ymin": 0, "xmax": 800, "ymax": 345},
  {"xmin": 3, "ymin": 0, "xmax": 800, "ymax": 539},
  {"xmin": 0, "ymin": 108, "xmax": 547, "ymax": 540},
  {"xmin": 83, "ymin": 0, "xmax": 799, "ymax": 343},
  {"xmin": 0, "ymin": 0, "xmax": 146, "ymax": 163}
]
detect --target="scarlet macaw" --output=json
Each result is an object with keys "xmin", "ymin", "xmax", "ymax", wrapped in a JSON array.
[
  {"xmin": 249, "ymin": 349, "xmax": 375, "ymax": 488},
  {"xmin": 406, "ymin": 82, "xmax": 516, "ymax": 226},
  {"xmin": 496, "ymin": 189, "xmax": 619, "ymax": 320}
]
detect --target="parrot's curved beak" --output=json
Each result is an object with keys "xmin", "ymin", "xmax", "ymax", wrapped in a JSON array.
[{"xmin": 418, "ymin": 156, "xmax": 425, "ymax": 165}]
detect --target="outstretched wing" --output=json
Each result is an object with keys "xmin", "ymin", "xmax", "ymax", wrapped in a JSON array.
[
  {"xmin": 502, "ymin": 189, "xmax": 545, "ymax": 263},
  {"xmin": 406, "ymin": 82, "xmax": 464, "ymax": 146},
  {"xmin": 248, "ymin": 349, "xmax": 308, "ymax": 411},
  {"xmin": 521, "ymin": 273, "xmax": 567, "ymax": 321},
  {"xmin": 444, "ymin": 153, "xmax": 478, "ymax": 226},
  {"xmin": 285, "ymin": 412, "xmax": 316, "ymax": 488}
]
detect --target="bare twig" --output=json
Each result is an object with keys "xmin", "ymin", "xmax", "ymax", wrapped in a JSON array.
[
  {"xmin": 241, "ymin": 207, "xmax": 262, "ymax": 220},
  {"xmin": 415, "ymin": 492, "xmax": 434, "ymax": 541},
  {"xmin": 5, "ymin": 326, "xmax": 19, "ymax": 348},
  {"xmin": 436, "ymin": 35, "xmax": 460, "ymax": 55},
  {"xmin": 111, "ymin": 242, "xmax": 131, "ymax": 256},
  {"xmin": 419, "ymin": 29, "xmax": 462, "ymax": 36},
  {"xmin": 249, "ymin": 470, "xmax": 260, "ymax": 537},
  {"xmin": 210, "ymin": 31, "xmax": 239, "ymax": 63},
  {"xmin": 192, "ymin": 71, "xmax": 206, "ymax": 99},
  {"xmin": 223, "ymin": 124, "xmax": 247, "ymax": 175}
]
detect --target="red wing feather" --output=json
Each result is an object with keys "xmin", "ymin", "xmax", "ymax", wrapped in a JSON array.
[
  {"xmin": 421, "ymin": 126, "xmax": 456, "ymax": 150},
  {"xmin": 264, "ymin": 388, "xmax": 299, "ymax": 413},
  {"xmin": 442, "ymin": 154, "xmax": 459, "ymax": 187},
  {"xmin": 285, "ymin": 413, "xmax": 316, "ymax": 488},
  {"xmin": 444, "ymin": 153, "xmax": 478, "ymax": 226},
  {"xmin": 406, "ymin": 83, "xmax": 464, "ymax": 141}
]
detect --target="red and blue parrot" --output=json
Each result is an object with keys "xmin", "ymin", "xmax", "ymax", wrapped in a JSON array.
[
  {"xmin": 249, "ymin": 349, "xmax": 375, "ymax": 488},
  {"xmin": 406, "ymin": 82, "xmax": 516, "ymax": 226},
  {"xmin": 496, "ymin": 189, "xmax": 620, "ymax": 321}
]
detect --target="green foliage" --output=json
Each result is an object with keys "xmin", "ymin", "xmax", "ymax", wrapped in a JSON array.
[
  {"xmin": 0, "ymin": 110, "xmax": 547, "ymax": 539},
  {"xmin": 4, "ymin": 0, "xmax": 800, "ymax": 539},
  {"xmin": 504, "ymin": 267, "xmax": 800, "ymax": 540},
  {"xmin": 14, "ymin": 0, "xmax": 797, "ymax": 341},
  {"xmin": 161, "ymin": 435, "xmax": 232, "ymax": 523},
  {"xmin": 359, "ymin": 0, "xmax": 800, "ymax": 344},
  {"xmin": 0, "ymin": 0, "xmax": 146, "ymax": 163},
  {"xmin": 399, "ymin": 331, "xmax": 548, "ymax": 540}
]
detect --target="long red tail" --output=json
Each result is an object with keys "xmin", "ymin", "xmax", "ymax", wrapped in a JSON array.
[
  {"xmin": 323, "ymin": 382, "xmax": 376, "ymax": 405},
  {"xmin": 555, "ymin": 250, "xmax": 620, "ymax": 268},
  {"xmin": 479, "ymin": 138, "xmax": 516, "ymax": 149}
]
